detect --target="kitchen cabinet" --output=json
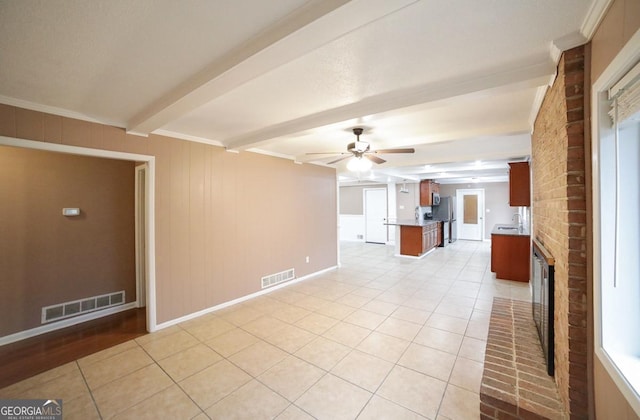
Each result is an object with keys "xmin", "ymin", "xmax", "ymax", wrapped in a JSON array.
[
  {"xmin": 420, "ymin": 180, "xmax": 440, "ymax": 206},
  {"xmin": 400, "ymin": 222, "xmax": 440, "ymax": 256},
  {"xmin": 509, "ymin": 162, "xmax": 530, "ymax": 206},
  {"xmin": 491, "ymin": 228, "xmax": 530, "ymax": 282},
  {"xmin": 400, "ymin": 226, "xmax": 422, "ymax": 256}
]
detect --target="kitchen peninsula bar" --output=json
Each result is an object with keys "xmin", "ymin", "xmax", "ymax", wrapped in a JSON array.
[{"xmin": 385, "ymin": 219, "xmax": 441, "ymax": 257}]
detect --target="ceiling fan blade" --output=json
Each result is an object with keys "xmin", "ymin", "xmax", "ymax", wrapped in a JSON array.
[
  {"xmin": 305, "ymin": 151, "xmax": 346, "ymax": 155},
  {"xmin": 374, "ymin": 148, "xmax": 415, "ymax": 154},
  {"xmin": 327, "ymin": 155, "xmax": 353, "ymax": 165},
  {"xmin": 365, "ymin": 154, "xmax": 386, "ymax": 164}
]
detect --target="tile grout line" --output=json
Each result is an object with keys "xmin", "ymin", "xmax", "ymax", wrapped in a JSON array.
[
  {"xmin": 7, "ymin": 241, "xmax": 505, "ymax": 419},
  {"xmin": 76, "ymin": 360, "xmax": 105, "ymax": 420}
]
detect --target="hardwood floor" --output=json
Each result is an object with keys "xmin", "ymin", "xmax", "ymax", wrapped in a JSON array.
[{"xmin": 0, "ymin": 308, "xmax": 147, "ymax": 389}]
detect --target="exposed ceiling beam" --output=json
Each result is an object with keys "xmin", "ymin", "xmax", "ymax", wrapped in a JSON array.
[
  {"xmin": 224, "ymin": 58, "xmax": 555, "ymax": 151},
  {"xmin": 127, "ymin": 0, "xmax": 418, "ymax": 136}
]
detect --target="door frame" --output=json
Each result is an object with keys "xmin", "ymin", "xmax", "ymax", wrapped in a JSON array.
[
  {"xmin": 456, "ymin": 188, "xmax": 485, "ymax": 241},
  {"xmin": 135, "ymin": 164, "xmax": 147, "ymax": 309},
  {"xmin": 363, "ymin": 187, "xmax": 388, "ymax": 244},
  {"xmin": 0, "ymin": 135, "xmax": 157, "ymax": 335}
]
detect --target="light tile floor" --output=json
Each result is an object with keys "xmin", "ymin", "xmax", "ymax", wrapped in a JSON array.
[{"xmin": 1, "ymin": 240, "xmax": 531, "ymax": 419}]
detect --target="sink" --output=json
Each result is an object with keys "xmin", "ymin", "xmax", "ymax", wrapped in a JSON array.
[{"xmin": 497, "ymin": 226, "xmax": 519, "ymax": 230}]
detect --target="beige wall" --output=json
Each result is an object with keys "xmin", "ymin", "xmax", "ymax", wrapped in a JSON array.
[
  {"xmin": 0, "ymin": 104, "xmax": 338, "ymax": 328},
  {"xmin": 0, "ymin": 146, "xmax": 136, "ymax": 336},
  {"xmin": 594, "ymin": 360, "xmax": 640, "ymax": 420},
  {"xmin": 396, "ymin": 183, "xmax": 419, "ymax": 219},
  {"xmin": 438, "ymin": 182, "xmax": 514, "ymax": 240},
  {"xmin": 591, "ymin": 0, "xmax": 640, "ymax": 82},
  {"xmin": 339, "ymin": 185, "xmax": 366, "ymax": 214},
  {"xmin": 591, "ymin": 0, "xmax": 640, "ymax": 418}
]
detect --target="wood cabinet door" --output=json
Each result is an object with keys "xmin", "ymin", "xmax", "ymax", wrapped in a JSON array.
[
  {"xmin": 432, "ymin": 227, "xmax": 437, "ymax": 248},
  {"xmin": 420, "ymin": 181, "xmax": 431, "ymax": 206},
  {"xmin": 422, "ymin": 227, "xmax": 428, "ymax": 254},
  {"xmin": 509, "ymin": 162, "xmax": 530, "ymax": 206},
  {"xmin": 420, "ymin": 180, "xmax": 441, "ymax": 206},
  {"xmin": 401, "ymin": 226, "xmax": 423, "ymax": 256}
]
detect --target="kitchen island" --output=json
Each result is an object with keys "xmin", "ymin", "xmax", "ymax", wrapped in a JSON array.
[
  {"xmin": 385, "ymin": 219, "xmax": 441, "ymax": 257},
  {"xmin": 491, "ymin": 224, "xmax": 531, "ymax": 282}
]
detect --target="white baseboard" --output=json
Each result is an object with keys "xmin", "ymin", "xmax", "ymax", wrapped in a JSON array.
[
  {"xmin": 394, "ymin": 247, "xmax": 437, "ymax": 260},
  {"xmin": 154, "ymin": 265, "xmax": 339, "ymax": 331},
  {"xmin": 0, "ymin": 265, "xmax": 341, "ymax": 345},
  {"xmin": 0, "ymin": 302, "xmax": 138, "ymax": 346}
]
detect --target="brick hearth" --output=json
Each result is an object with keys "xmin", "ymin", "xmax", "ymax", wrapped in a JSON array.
[{"xmin": 480, "ymin": 298, "xmax": 566, "ymax": 420}]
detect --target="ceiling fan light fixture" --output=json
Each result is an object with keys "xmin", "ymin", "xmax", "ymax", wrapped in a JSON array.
[
  {"xmin": 306, "ymin": 127, "xmax": 413, "ymax": 168},
  {"xmin": 347, "ymin": 156, "xmax": 372, "ymax": 172},
  {"xmin": 348, "ymin": 141, "xmax": 370, "ymax": 153}
]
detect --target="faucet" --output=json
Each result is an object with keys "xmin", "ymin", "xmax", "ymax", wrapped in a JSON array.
[{"xmin": 512, "ymin": 213, "xmax": 523, "ymax": 230}]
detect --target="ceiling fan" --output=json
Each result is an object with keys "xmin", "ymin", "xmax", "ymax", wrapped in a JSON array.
[{"xmin": 306, "ymin": 128, "xmax": 415, "ymax": 168}]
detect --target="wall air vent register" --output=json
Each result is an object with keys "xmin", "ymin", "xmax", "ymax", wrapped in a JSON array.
[
  {"xmin": 261, "ymin": 269, "xmax": 295, "ymax": 289},
  {"xmin": 41, "ymin": 290, "xmax": 125, "ymax": 323}
]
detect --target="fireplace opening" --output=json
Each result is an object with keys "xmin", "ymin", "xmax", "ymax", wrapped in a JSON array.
[{"xmin": 532, "ymin": 239, "xmax": 555, "ymax": 376}]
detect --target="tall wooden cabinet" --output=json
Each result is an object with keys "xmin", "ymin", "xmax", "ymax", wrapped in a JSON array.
[
  {"xmin": 420, "ymin": 180, "xmax": 440, "ymax": 206},
  {"xmin": 509, "ymin": 162, "xmax": 530, "ymax": 206}
]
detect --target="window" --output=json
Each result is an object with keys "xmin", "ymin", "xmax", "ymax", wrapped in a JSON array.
[{"xmin": 593, "ymin": 33, "xmax": 640, "ymax": 416}]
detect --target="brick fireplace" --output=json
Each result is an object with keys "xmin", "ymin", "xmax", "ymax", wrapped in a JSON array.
[
  {"xmin": 481, "ymin": 44, "xmax": 591, "ymax": 420},
  {"xmin": 530, "ymin": 45, "xmax": 590, "ymax": 418}
]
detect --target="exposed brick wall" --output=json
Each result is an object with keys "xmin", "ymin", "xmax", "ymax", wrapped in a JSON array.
[{"xmin": 531, "ymin": 46, "xmax": 588, "ymax": 419}]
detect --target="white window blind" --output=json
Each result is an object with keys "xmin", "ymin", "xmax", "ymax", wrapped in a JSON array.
[{"xmin": 609, "ymin": 61, "xmax": 640, "ymax": 124}]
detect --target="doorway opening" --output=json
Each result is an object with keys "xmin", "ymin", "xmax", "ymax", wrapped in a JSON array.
[{"xmin": 0, "ymin": 135, "xmax": 156, "ymax": 341}]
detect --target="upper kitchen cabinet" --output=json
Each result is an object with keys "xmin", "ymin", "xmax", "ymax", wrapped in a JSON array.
[
  {"xmin": 420, "ymin": 180, "xmax": 440, "ymax": 206},
  {"xmin": 508, "ymin": 162, "xmax": 530, "ymax": 206}
]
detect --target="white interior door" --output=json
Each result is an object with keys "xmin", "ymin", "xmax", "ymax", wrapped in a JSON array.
[
  {"xmin": 456, "ymin": 189, "xmax": 485, "ymax": 241},
  {"xmin": 364, "ymin": 188, "xmax": 387, "ymax": 244}
]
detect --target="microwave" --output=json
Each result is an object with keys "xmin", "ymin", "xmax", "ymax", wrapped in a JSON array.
[{"xmin": 432, "ymin": 193, "xmax": 441, "ymax": 205}]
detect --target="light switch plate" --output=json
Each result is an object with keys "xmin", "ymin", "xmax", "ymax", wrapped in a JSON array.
[{"xmin": 62, "ymin": 208, "xmax": 80, "ymax": 216}]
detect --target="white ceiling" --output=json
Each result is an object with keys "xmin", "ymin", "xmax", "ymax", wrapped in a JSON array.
[{"xmin": 0, "ymin": 0, "xmax": 609, "ymax": 184}]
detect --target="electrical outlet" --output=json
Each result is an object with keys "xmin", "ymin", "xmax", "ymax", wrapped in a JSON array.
[{"xmin": 305, "ymin": 256, "xmax": 309, "ymax": 263}]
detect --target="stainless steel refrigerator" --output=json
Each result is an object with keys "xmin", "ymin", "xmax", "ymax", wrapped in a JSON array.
[{"xmin": 432, "ymin": 196, "xmax": 457, "ymax": 243}]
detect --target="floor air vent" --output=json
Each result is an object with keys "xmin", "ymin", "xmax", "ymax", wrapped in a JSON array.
[
  {"xmin": 261, "ymin": 268, "xmax": 295, "ymax": 289},
  {"xmin": 42, "ymin": 291, "xmax": 126, "ymax": 324}
]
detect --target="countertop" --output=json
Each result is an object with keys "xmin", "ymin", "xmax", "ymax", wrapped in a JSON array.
[
  {"xmin": 491, "ymin": 223, "xmax": 530, "ymax": 236},
  {"xmin": 384, "ymin": 219, "xmax": 441, "ymax": 227}
]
